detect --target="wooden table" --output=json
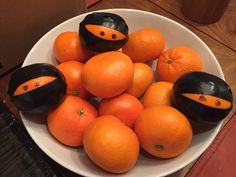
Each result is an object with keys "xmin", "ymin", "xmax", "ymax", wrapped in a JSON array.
[{"xmin": 0, "ymin": 0, "xmax": 235, "ymax": 176}]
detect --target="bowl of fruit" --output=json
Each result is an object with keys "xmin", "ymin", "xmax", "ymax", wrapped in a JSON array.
[{"xmin": 8, "ymin": 9, "xmax": 233, "ymax": 177}]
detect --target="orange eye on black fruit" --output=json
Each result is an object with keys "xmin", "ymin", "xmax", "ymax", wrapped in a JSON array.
[
  {"xmin": 79, "ymin": 12, "xmax": 129, "ymax": 52},
  {"xmin": 172, "ymin": 71, "xmax": 233, "ymax": 125},
  {"xmin": 8, "ymin": 63, "xmax": 66, "ymax": 113}
]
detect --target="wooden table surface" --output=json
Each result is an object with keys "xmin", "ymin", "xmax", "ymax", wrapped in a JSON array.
[{"xmin": 0, "ymin": 0, "xmax": 235, "ymax": 177}]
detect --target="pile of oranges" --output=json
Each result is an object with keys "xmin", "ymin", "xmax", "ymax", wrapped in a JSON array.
[{"xmin": 47, "ymin": 24, "xmax": 202, "ymax": 174}]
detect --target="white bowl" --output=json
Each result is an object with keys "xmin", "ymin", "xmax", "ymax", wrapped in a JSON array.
[{"xmin": 21, "ymin": 9, "xmax": 224, "ymax": 177}]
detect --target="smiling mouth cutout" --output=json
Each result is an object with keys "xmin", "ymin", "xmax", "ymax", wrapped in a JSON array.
[
  {"xmin": 182, "ymin": 93, "xmax": 231, "ymax": 109},
  {"xmin": 14, "ymin": 76, "xmax": 56, "ymax": 96},
  {"xmin": 85, "ymin": 24, "xmax": 126, "ymax": 41}
]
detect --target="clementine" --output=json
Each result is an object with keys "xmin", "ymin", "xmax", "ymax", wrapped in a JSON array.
[
  {"xmin": 142, "ymin": 81, "xmax": 173, "ymax": 108},
  {"xmin": 98, "ymin": 93, "xmax": 143, "ymax": 128},
  {"xmin": 81, "ymin": 51, "xmax": 134, "ymax": 98},
  {"xmin": 134, "ymin": 106, "xmax": 192, "ymax": 158},
  {"xmin": 56, "ymin": 61, "xmax": 90, "ymax": 98},
  {"xmin": 156, "ymin": 46, "xmax": 202, "ymax": 83},
  {"xmin": 125, "ymin": 63, "xmax": 154, "ymax": 98},
  {"xmin": 47, "ymin": 95, "xmax": 97, "ymax": 147},
  {"xmin": 53, "ymin": 31, "xmax": 93, "ymax": 63},
  {"xmin": 122, "ymin": 28, "xmax": 165, "ymax": 62},
  {"xmin": 83, "ymin": 115, "xmax": 139, "ymax": 173}
]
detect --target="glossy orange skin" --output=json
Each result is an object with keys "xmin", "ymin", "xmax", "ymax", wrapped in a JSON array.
[
  {"xmin": 156, "ymin": 46, "xmax": 202, "ymax": 83},
  {"xmin": 47, "ymin": 95, "xmax": 97, "ymax": 147},
  {"xmin": 125, "ymin": 63, "xmax": 154, "ymax": 98},
  {"xmin": 56, "ymin": 61, "xmax": 90, "ymax": 98},
  {"xmin": 142, "ymin": 81, "xmax": 173, "ymax": 108},
  {"xmin": 134, "ymin": 106, "xmax": 192, "ymax": 158},
  {"xmin": 81, "ymin": 51, "xmax": 134, "ymax": 98},
  {"xmin": 83, "ymin": 115, "xmax": 139, "ymax": 173},
  {"xmin": 122, "ymin": 28, "xmax": 165, "ymax": 62},
  {"xmin": 99, "ymin": 93, "xmax": 143, "ymax": 128},
  {"xmin": 53, "ymin": 32, "xmax": 93, "ymax": 63}
]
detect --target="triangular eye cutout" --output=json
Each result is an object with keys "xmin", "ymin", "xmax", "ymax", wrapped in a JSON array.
[
  {"xmin": 182, "ymin": 93, "xmax": 231, "ymax": 109},
  {"xmin": 14, "ymin": 76, "xmax": 56, "ymax": 96}
]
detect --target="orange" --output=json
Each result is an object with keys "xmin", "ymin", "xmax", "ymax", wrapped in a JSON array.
[
  {"xmin": 122, "ymin": 28, "xmax": 165, "ymax": 62},
  {"xmin": 156, "ymin": 46, "xmax": 202, "ymax": 83},
  {"xmin": 53, "ymin": 31, "xmax": 93, "ymax": 63},
  {"xmin": 83, "ymin": 115, "xmax": 139, "ymax": 173},
  {"xmin": 98, "ymin": 93, "xmax": 143, "ymax": 128},
  {"xmin": 13, "ymin": 76, "xmax": 56, "ymax": 96},
  {"xmin": 134, "ymin": 106, "xmax": 192, "ymax": 158},
  {"xmin": 56, "ymin": 61, "xmax": 90, "ymax": 98},
  {"xmin": 125, "ymin": 63, "xmax": 154, "ymax": 98},
  {"xmin": 142, "ymin": 81, "xmax": 173, "ymax": 108},
  {"xmin": 81, "ymin": 51, "xmax": 134, "ymax": 98},
  {"xmin": 47, "ymin": 95, "xmax": 97, "ymax": 147}
]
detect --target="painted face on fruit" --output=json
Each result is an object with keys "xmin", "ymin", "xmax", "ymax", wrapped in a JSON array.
[
  {"xmin": 182, "ymin": 93, "xmax": 231, "ymax": 109},
  {"xmin": 85, "ymin": 24, "xmax": 126, "ymax": 41},
  {"xmin": 13, "ymin": 76, "xmax": 56, "ymax": 96}
]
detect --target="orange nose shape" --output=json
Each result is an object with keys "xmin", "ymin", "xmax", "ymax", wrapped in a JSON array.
[
  {"xmin": 182, "ymin": 93, "xmax": 231, "ymax": 109},
  {"xmin": 14, "ymin": 76, "xmax": 56, "ymax": 96},
  {"xmin": 85, "ymin": 24, "xmax": 126, "ymax": 41}
]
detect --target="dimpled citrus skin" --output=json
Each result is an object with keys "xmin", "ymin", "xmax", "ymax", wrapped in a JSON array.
[
  {"xmin": 81, "ymin": 51, "xmax": 134, "ymax": 98},
  {"xmin": 135, "ymin": 106, "xmax": 193, "ymax": 158},
  {"xmin": 126, "ymin": 63, "xmax": 154, "ymax": 98},
  {"xmin": 56, "ymin": 61, "xmax": 90, "ymax": 98},
  {"xmin": 142, "ymin": 81, "xmax": 173, "ymax": 108},
  {"xmin": 122, "ymin": 28, "xmax": 165, "ymax": 62},
  {"xmin": 156, "ymin": 46, "xmax": 202, "ymax": 83},
  {"xmin": 83, "ymin": 115, "xmax": 140, "ymax": 173},
  {"xmin": 98, "ymin": 93, "xmax": 143, "ymax": 128},
  {"xmin": 47, "ymin": 95, "xmax": 97, "ymax": 147},
  {"xmin": 53, "ymin": 32, "xmax": 93, "ymax": 62}
]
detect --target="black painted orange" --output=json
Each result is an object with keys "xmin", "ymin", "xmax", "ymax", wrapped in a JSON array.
[
  {"xmin": 172, "ymin": 72, "xmax": 233, "ymax": 124},
  {"xmin": 8, "ymin": 63, "xmax": 66, "ymax": 113},
  {"xmin": 79, "ymin": 12, "xmax": 128, "ymax": 52}
]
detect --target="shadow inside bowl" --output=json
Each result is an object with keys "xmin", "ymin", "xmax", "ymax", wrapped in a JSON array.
[
  {"xmin": 190, "ymin": 120, "xmax": 218, "ymax": 134},
  {"xmin": 76, "ymin": 148, "xmax": 116, "ymax": 176},
  {"xmin": 21, "ymin": 112, "xmax": 47, "ymax": 125},
  {"xmin": 139, "ymin": 149, "xmax": 163, "ymax": 160}
]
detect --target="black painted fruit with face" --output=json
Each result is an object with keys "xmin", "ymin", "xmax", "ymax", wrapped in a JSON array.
[
  {"xmin": 8, "ymin": 63, "xmax": 66, "ymax": 113},
  {"xmin": 79, "ymin": 12, "xmax": 129, "ymax": 52},
  {"xmin": 172, "ymin": 72, "xmax": 233, "ymax": 124}
]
